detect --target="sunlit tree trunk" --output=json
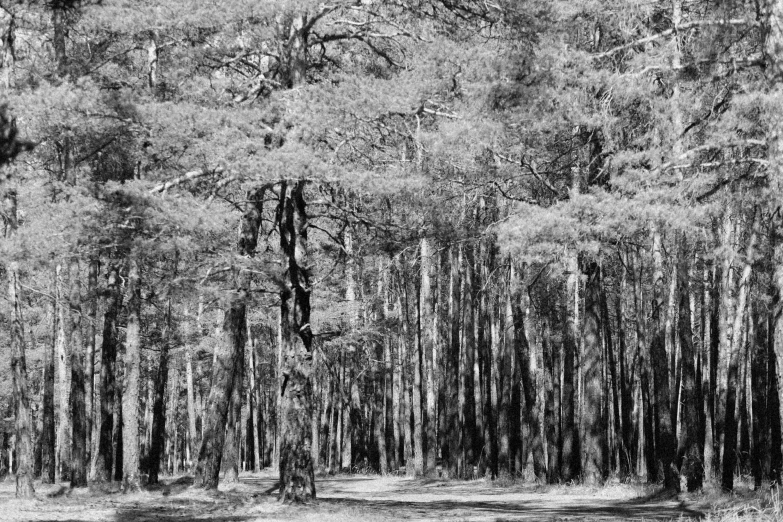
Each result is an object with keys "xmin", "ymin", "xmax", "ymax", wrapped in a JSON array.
[
  {"xmin": 397, "ymin": 256, "xmax": 414, "ymax": 477},
  {"xmin": 420, "ymin": 237, "xmax": 436, "ymax": 476},
  {"xmin": 121, "ymin": 255, "xmax": 142, "ymax": 491},
  {"xmin": 56, "ymin": 260, "xmax": 71, "ymax": 482}
]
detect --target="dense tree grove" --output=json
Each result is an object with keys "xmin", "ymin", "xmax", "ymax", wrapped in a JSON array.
[{"xmin": 4, "ymin": 0, "xmax": 783, "ymax": 503}]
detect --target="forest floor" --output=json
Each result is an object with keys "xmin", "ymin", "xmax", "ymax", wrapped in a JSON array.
[{"xmin": 0, "ymin": 469, "xmax": 739, "ymax": 521}]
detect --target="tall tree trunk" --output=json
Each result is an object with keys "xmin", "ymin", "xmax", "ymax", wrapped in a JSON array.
[
  {"xmin": 561, "ymin": 253, "xmax": 579, "ymax": 481},
  {"xmin": 41, "ymin": 262, "xmax": 57, "ymax": 484},
  {"xmin": 582, "ymin": 259, "xmax": 607, "ymax": 484},
  {"xmin": 420, "ymin": 237, "xmax": 437, "ymax": 476},
  {"xmin": 543, "ymin": 312, "xmax": 560, "ymax": 482},
  {"xmin": 85, "ymin": 258, "xmax": 98, "ymax": 473},
  {"xmin": 145, "ymin": 300, "xmax": 171, "ymax": 485},
  {"xmin": 95, "ymin": 262, "xmax": 121, "ymax": 482},
  {"xmin": 676, "ymin": 245, "xmax": 702, "ymax": 491},
  {"xmin": 69, "ymin": 257, "xmax": 87, "ymax": 487},
  {"xmin": 462, "ymin": 246, "xmax": 477, "ymax": 476},
  {"xmin": 277, "ymin": 181, "xmax": 316, "ymax": 501},
  {"xmin": 250, "ymin": 332, "xmax": 262, "ymax": 472},
  {"xmin": 196, "ymin": 187, "xmax": 265, "ymax": 489},
  {"xmin": 5, "ymin": 189, "xmax": 34, "ymax": 498},
  {"xmin": 651, "ymin": 226, "xmax": 678, "ymax": 491},
  {"xmin": 397, "ymin": 257, "xmax": 414, "ymax": 477},
  {"xmin": 195, "ymin": 295, "xmax": 246, "ymax": 488},
  {"xmin": 702, "ymin": 263, "xmax": 716, "ymax": 482},
  {"xmin": 413, "ymin": 237, "xmax": 430, "ymax": 477},
  {"xmin": 446, "ymin": 245, "xmax": 462, "ymax": 477},
  {"xmin": 122, "ymin": 255, "xmax": 142, "ymax": 491},
  {"xmin": 750, "ymin": 308, "xmax": 768, "ymax": 487},
  {"xmin": 722, "ymin": 211, "xmax": 758, "ymax": 491},
  {"xmin": 765, "ymin": 0, "xmax": 783, "ymax": 483},
  {"xmin": 56, "ymin": 261, "xmax": 71, "ymax": 482}
]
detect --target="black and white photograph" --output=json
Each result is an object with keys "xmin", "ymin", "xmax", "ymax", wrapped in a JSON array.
[{"xmin": 0, "ymin": 1, "xmax": 780, "ymax": 520}]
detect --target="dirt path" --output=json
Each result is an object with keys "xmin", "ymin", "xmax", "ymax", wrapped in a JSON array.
[{"xmin": 0, "ymin": 471, "xmax": 704, "ymax": 521}]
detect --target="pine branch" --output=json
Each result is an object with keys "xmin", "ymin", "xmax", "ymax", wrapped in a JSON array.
[{"xmin": 594, "ymin": 19, "xmax": 759, "ymax": 59}]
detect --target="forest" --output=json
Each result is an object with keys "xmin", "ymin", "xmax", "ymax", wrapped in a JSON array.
[{"xmin": 1, "ymin": 0, "xmax": 783, "ymax": 520}]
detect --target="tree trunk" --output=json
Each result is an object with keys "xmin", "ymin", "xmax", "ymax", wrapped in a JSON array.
[
  {"xmin": 69, "ymin": 257, "xmax": 88, "ymax": 487},
  {"xmin": 582, "ymin": 259, "xmax": 607, "ymax": 484},
  {"xmin": 86, "ymin": 258, "xmax": 98, "ymax": 473},
  {"xmin": 56, "ymin": 260, "xmax": 71, "ymax": 482},
  {"xmin": 195, "ymin": 294, "xmax": 246, "ymax": 488},
  {"xmin": 5, "ymin": 189, "xmax": 34, "ymax": 498},
  {"xmin": 397, "ymin": 257, "xmax": 414, "ymax": 477},
  {"xmin": 765, "ymin": 0, "xmax": 783, "ymax": 483},
  {"xmin": 542, "ymin": 310, "xmax": 560, "ymax": 483},
  {"xmin": 420, "ymin": 237, "xmax": 436, "ymax": 476},
  {"xmin": 651, "ymin": 226, "xmax": 678, "ymax": 491},
  {"xmin": 413, "ymin": 237, "xmax": 428, "ymax": 477},
  {"xmin": 222, "ymin": 356, "xmax": 243, "ymax": 483},
  {"xmin": 41, "ymin": 262, "xmax": 57, "ymax": 484},
  {"xmin": 676, "ymin": 245, "xmax": 702, "ymax": 491},
  {"xmin": 463, "ymin": 246, "xmax": 477, "ymax": 476},
  {"xmin": 95, "ymin": 262, "xmax": 121, "ymax": 482},
  {"xmin": 722, "ymin": 211, "xmax": 758, "ymax": 491},
  {"xmin": 446, "ymin": 245, "xmax": 462, "ymax": 477},
  {"xmin": 122, "ymin": 255, "xmax": 142, "ymax": 491},
  {"xmin": 144, "ymin": 301, "xmax": 171, "ymax": 485},
  {"xmin": 561, "ymin": 253, "xmax": 579, "ymax": 481},
  {"xmin": 277, "ymin": 181, "xmax": 316, "ymax": 501}
]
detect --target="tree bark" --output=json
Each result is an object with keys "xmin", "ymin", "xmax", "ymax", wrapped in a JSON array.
[
  {"xmin": 41, "ymin": 261, "xmax": 57, "ymax": 484},
  {"xmin": 722, "ymin": 211, "xmax": 758, "ymax": 491},
  {"xmin": 277, "ymin": 181, "xmax": 316, "ymax": 501},
  {"xmin": 5, "ymin": 189, "xmax": 34, "ymax": 498},
  {"xmin": 561, "ymin": 253, "xmax": 579, "ymax": 481},
  {"xmin": 446, "ymin": 245, "xmax": 462, "ymax": 477},
  {"xmin": 420, "ymin": 237, "xmax": 436, "ymax": 476},
  {"xmin": 582, "ymin": 259, "xmax": 607, "ymax": 484},
  {"xmin": 95, "ymin": 262, "xmax": 121, "ymax": 483},
  {"xmin": 463, "ymin": 246, "xmax": 477, "ymax": 476},
  {"xmin": 55, "ymin": 260, "xmax": 71, "ymax": 482},
  {"xmin": 144, "ymin": 300, "xmax": 171, "ymax": 484},
  {"xmin": 412, "ymin": 237, "xmax": 428, "ymax": 477},
  {"xmin": 651, "ymin": 226, "xmax": 678, "ymax": 491},
  {"xmin": 195, "ymin": 294, "xmax": 246, "ymax": 488},
  {"xmin": 86, "ymin": 258, "xmax": 98, "ymax": 474},
  {"xmin": 69, "ymin": 256, "xmax": 88, "ymax": 487},
  {"xmin": 121, "ymin": 255, "xmax": 142, "ymax": 491},
  {"xmin": 676, "ymin": 245, "xmax": 702, "ymax": 491}
]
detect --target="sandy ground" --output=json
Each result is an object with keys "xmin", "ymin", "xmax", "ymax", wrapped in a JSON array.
[{"xmin": 0, "ymin": 470, "xmax": 705, "ymax": 521}]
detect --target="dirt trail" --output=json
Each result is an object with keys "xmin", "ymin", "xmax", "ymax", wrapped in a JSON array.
[{"xmin": 0, "ymin": 470, "xmax": 704, "ymax": 521}]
